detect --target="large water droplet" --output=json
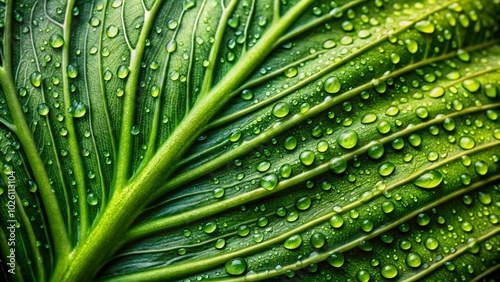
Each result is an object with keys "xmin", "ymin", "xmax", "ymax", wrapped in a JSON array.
[
  {"xmin": 272, "ymin": 102, "xmax": 290, "ymax": 118},
  {"xmin": 299, "ymin": 150, "xmax": 315, "ymax": 166},
  {"xmin": 284, "ymin": 234, "xmax": 303, "ymax": 250},
  {"xmin": 324, "ymin": 77, "xmax": 341, "ymax": 94},
  {"xmin": 413, "ymin": 171, "xmax": 443, "ymax": 189},
  {"xmin": 225, "ymin": 258, "xmax": 247, "ymax": 275},
  {"xmin": 68, "ymin": 100, "xmax": 87, "ymax": 118},
  {"xmin": 337, "ymin": 130, "xmax": 358, "ymax": 149},
  {"xmin": 458, "ymin": 136, "xmax": 475, "ymax": 150},
  {"xmin": 49, "ymin": 34, "xmax": 64, "ymax": 48},
  {"xmin": 106, "ymin": 25, "xmax": 119, "ymax": 38},
  {"xmin": 260, "ymin": 174, "xmax": 278, "ymax": 190},
  {"xmin": 415, "ymin": 20, "xmax": 435, "ymax": 33}
]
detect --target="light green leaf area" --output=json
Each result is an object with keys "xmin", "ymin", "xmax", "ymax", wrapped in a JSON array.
[{"xmin": 0, "ymin": 0, "xmax": 499, "ymax": 281}]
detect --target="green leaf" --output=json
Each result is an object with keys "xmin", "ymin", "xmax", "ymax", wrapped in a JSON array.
[{"xmin": 1, "ymin": 0, "xmax": 499, "ymax": 281}]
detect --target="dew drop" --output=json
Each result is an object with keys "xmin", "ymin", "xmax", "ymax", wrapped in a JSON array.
[
  {"xmin": 117, "ymin": 65, "xmax": 130, "ymax": 79},
  {"xmin": 68, "ymin": 100, "xmax": 87, "ymax": 118},
  {"xmin": 106, "ymin": 25, "xmax": 119, "ymax": 38},
  {"xmin": 272, "ymin": 102, "xmax": 290, "ymax": 118},
  {"xmin": 327, "ymin": 253, "xmax": 344, "ymax": 267},
  {"xmin": 329, "ymin": 215, "xmax": 344, "ymax": 228},
  {"xmin": 260, "ymin": 174, "xmax": 278, "ymax": 190},
  {"xmin": 310, "ymin": 233, "xmax": 325, "ymax": 249},
  {"xmin": 415, "ymin": 20, "xmax": 435, "ymax": 33},
  {"xmin": 337, "ymin": 130, "xmax": 358, "ymax": 149},
  {"xmin": 30, "ymin": 71, "xmax": 42, "ymax": 87},
  {"xmin": 381, "ymin": 264, "xmax": 398, "ymax": 279},
  {"xmin": 474, "ymin": 161, "xmax": 488, "ymax": 175},
  {"xmin": 37, "ymin": 103, "xmax": 50, "ymax": 116},
  {"xmin": 284, "ymin": 234, "xmax": 302, "ymax": 250},
  {"xmin": 424, "ymin": 237, "xmax": 439, "ymax": 250},
  {"xmin": 458, "ymin": 136, "xmax": 475, "ymax": 150},
  {"xmin": 368, "ymin": 141, "xmax": 385, "ymax": 159},
  {"xmin": 203, "ymin": 222, "xmax": 217, "ymax": 234},
  {"xmin": 361, "ymin": 113, "xmax": 377, "ymax": 124},
  {"xmin": 86, "ymin": 192, "xmax": 98, "ymax": 206},
  {"xmin": 462, "ymin": 79, "xmax": 481, "ymax": 92},
  {"xmin": 324, "ymin": 77, "xmax": 341, "ymax": 94},
  {"xmin": 413, "ymin": 171, "xmax": 443, "ymax": 189},
  {"xmin": 49, "ymin": 34, "xmax": 64, "ymax": 48},
  {"xmin": 225, "ymin": 258, "xmax": 247, "ymax": 275},
  {"xmin": 329, "ymin": 157, "xmax": 347, "ymax": 174},
  {"xmin": 405, "ymin": 39, "xmax": 418, "ymax": 53},
  {"xmin": 429, "ymin": 86, "xmax": 445, "ymax": 98},
  {"xmin": 299, "ymin": 150, "xmax": 315, "ymax": 166}
]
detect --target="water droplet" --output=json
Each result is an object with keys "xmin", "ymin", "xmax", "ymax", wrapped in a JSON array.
[
  {"xmin": 390, "ymin": 53, "xmax": 400, "ymax": 64},
  {"xmin": 424, "ymin": 237, "xmax": 439, "ymax": 250},
  {"xmin": 329, "ymin": 215, "xmax": 344, "ymax": 228},
  {"xmin": 356, "ymin": 269, "xmax": 371, "ymax": 282},
  {"xmin": 329, "ymin": 157, "xmax": 347, "ymax": 174},
  {"xmin": 89, "ymin": 16, "xmax": 100, "ymax": 27},
  {"xmin": 484, "ymin": 84, "xmax": 498, "ymax": 98},
  {"xmin": 327, "ymin": 253, "xmax": 344, "ymax": 267},
  {"xmin": 130, "ymin": 125, "xmax": 140, "ymax": 135},
  {"xmin": 272, "ymin": 102, "xmax": 290, "ymax": 118},
  {"xmin": 415, "ymin": 106, "xmax": 429, "ymax": 119},
  {"xmin": 240, "ymin": 89, "xmax": 253, "ymax": 100},
  {"xmin": 106, "ymin": 25, "xmax": 119, "ymax": 38},
  {"xmin": 111, "ymin": 0, "xmax": 122, "ymax": 8},
  {"xmin": 284, "ymin": 67, "xmax": 298, "ymax": 78},
  {"xmin": 429, "ymin": 86, "xmax": 445, "ymax": 98},
  {"xmin": 458, "ymin": 136, "xmax": 475, "ymax": 150},
  {"xmin": 457, "ymin": 49, "xmax": 470, "ymax": 62},
  {"xmin": 37, "ymin": 103, "xmax": 50, "ymax": 116},
  {"xmin": 27, "ymin": 180, "xmax": 38, "ymax": 193},
  {"xmin": 299, "ymin": 150, "xmax": 315, "ymax": 166},
  {"xmin": 477, "ymin": 191, "xmax": 492, "ymax": 205},
  {"xmin": 117, "ymin": 65, "xmax": 130, "ymax": 79},
  {"xmin": 284, "ymin": 234, "xmax": 302, "ymax": 250},
  {"xmin": 405, "ymin": 39, "xmax": 418, "ymax": 53},
  {"xmin": 337, "ymin": 130, "xmax": 358, "ymax": 149},
  {"xmin": 474, "ymin": 161, "xmax": 488, "ymax": 175},
  {"xmin": 380, "ymin": 264, "xmax": 398, "ymax": 279},
  {"xmin": 310, "ymin": 233, "xmax": 325, "ymax": 249},
  {"xmin": 415, "ymin": 20, "xmax": 435, "ymax": 33},
  {"xmin": 361, "ymin": 219, "xmax": 374, "ymax": 232},
  {"xmin": 462, "ymin": 79, "xmax": 481, "ymax": 92},
  {"xmin": 280, "ymin": 164, "xmax": 292, "ymax": 178},
  {"xmin": 167, "ymin": 40, "xmax": 177, "ymax": 52},
  {"xmin": 67, "ymin": 64, "xmax": 78, "ymax": 78},
  {"xmin": 183, "ymin": 0, "xmax": 195, "ymax": 10},
  {"xmin": 382, "ymin": 201, "xmax": 395, "ymax": 213},
  {"xmin": 408, "ymin": 134, "xmax": 422, "ymax": 147},
  {"xmin": 260, "ymin": 174, "xmax": 278, "ymax": 190},
  {"xmin": 368, "ymin": 141, "xmax": 385, "ymax": 159},
  {"xmin": 296, "ymin": 197, "xmax": 311, "ymax": 210},
  {"xmin": 377, "ymin": 121, "xmax": 391, "ymax": 134},
  {"xmin": 215, "ymin": 238, "xmax": 225, "ymax": 249},
  {"xmin": 203, "ymin": 222, "xmax": 217, "ymax": 234},
  {"xmin": 256, "ymin": 161, "xmax": 271, "ymax": 172},
  {"xmin": 322, "ymin": 39, "xmax": 336, "ymax": 49},
  {"xmin": 417, "ymin": 213, "xmax": 431, "ymax": 226},
  {"xmin": 358, "ymin": 30, "xmax": 371, "ymax": 39},
  {"xmin": 68, "ymin": 100, "xmax": 87, "ymax": 118},
  {"xmin": 49, "ymin": 34, "xmax": 64, "ymax": 48},
  {"xmin": 212, "ymin": 187, "xmax": 224, "ymax": 199},
  {"xmin": 324, "ymin": 77, "xmax": 341, "ymax": 94},
  {"xmin": 413, "ymin": 171, "xmax": 443, "ymax": 189},
  {"xmin": 30, "ymin": 71, "xmax": 42, "ymax": 87},
  {"xmin": 237, "ymin": 225, "xmax": 250, "ymax": 237},
  {"xmin": 225, "ymin": 258, "xmax": 247, "ymax": 275},
  {"xmin": 86, "ymin": 192, "xmax": 98, "ymax": 206},
  {"xmin": 361, "ymin": 113, "xmax": 377, "ymax": 124}
]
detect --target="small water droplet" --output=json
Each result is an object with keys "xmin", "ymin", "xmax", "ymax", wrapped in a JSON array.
[
  {"xmin": 260, "ymin": 174, "xmax": 278, "ymax": 190},
  {"xmin": 337, "ymin": 130, "xmax": 358, "ymax": 149},
  {"xmin": 415, "ymin": 20, "xmax": 435, "ymax": 33},
  {"xmin": 106, "ymin": 25, "xmax": 119, "ymax": 38},
  {"xmin": 284, "ymin": 234, "xmax": 302, "ymax": 250}
]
